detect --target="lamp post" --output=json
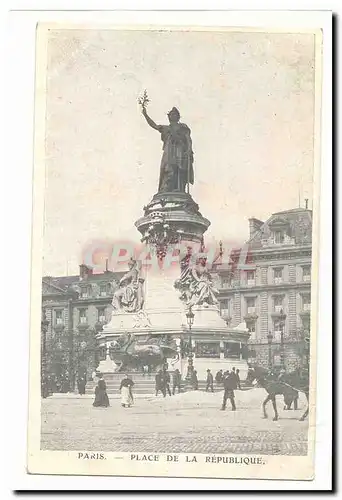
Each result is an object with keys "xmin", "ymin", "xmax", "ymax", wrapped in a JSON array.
[
  {"xmin": 185, "ymin": 306, "xmax": 195, "ymax": 379},
  {"xmin": 41, "ymin": 308, "xmax": 49, "ymax": 398},
  {"xmin": 279, "ymin": 309, "xmax": 286, "ymax": 369},
  {"xmin": 304, "ymin": 330, "xmax": 310, "ymax": 370},
  {"xmin": 267, "ymin": 331, "xmax": 273, "ymax": 371}
]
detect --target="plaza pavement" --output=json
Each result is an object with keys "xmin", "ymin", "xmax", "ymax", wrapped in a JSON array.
[{"xmin": 41, "ymin": 388, "xmax": 309, "ymax": 455}]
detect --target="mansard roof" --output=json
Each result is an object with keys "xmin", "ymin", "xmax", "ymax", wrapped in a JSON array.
[
  {"xmin": 42, "ymin": 270, "xmax": 125, "ymax": 296},
  {"xmin": 247, "ymin": 208, "xmax": 313, "ymax": 249},
  {"xmin": 42, "ymin": 279, "xmax": 70, "ymax": 296}
]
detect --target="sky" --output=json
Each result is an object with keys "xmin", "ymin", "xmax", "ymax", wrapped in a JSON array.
[{"xmin": 42, "ymin": 28, "xmax": 316, "ymax": 276}]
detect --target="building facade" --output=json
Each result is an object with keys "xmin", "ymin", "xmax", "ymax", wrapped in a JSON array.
[
  {"xmin": 41, "ymin": 265, "xmax": 124, "ymax": 390},
  {"xmin": 214, "ymin": 207, "xmax": 312, "ymax": 371},
  {"xmin": 42, "ymin": 206, "xmax": 312, "ymax": 391}
]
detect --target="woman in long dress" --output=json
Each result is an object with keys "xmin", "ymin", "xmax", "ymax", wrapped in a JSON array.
[
  {"xmin": 77, "ymin": 375, "xmax": 86, "ymax": 396},
  {"xmin": 142, "ymin": 106, "xmax": 194, "ymax": 193},
  {"xmin": 92, "ymin": 373, "xmax": 110, "ymax": 407},
  {"xmin": 120, "ymin": 374, "xmax": 134, "ymax": 408}
]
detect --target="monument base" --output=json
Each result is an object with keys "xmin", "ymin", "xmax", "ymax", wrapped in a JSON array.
[
  {"xmin": 97, "ymin": 355, "xmax": 118, "ymax": 373},
  {"xmin": 98, "ymin": 257, "xmax": 250, "ymax": 379}
]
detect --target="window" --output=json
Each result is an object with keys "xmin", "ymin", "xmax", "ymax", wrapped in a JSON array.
[
  {"xmin": 55, "ymin": 310, "xmax": 63, "ymax": 325},
  {"xmin": 246, "ymin": 270, "xmax": 256, "ymax": 286},
  {"xmin": 246, "ymin": 297, "xmax": 256, "ymax": 314},
  {"xmin": 274, "ymin": 230, "xmax": 285, "ymax": 244},
  {"xmin": 301, "ymin": 316, "xmax": 311, "ymax": 331},
  {"xmin": 79, "ymin": 309, "xmax": 87, "ymax": 324},
  {"xmin": 273, "ymin": 268, "xmax": 283, "ymax": 284},
  {"xmin": 246, "ymin": 320, "xmax": 256, "ymax": 339},
  {"xmin": 98, "ymin": 307, "xmax": 106, "ymax": 323},
  {"xmin": 273, "ymin": 319, "xmax": 282, "ymax": 342},
  {"xmin": 273, "ymin": 295, "xmax": 283, "ymax": 313},
  {"xmin": 246, "ymin": 320, "xmax": 256, "ymax": 333},
  {"xmin": 99, "ymin": 284, "xmax": 107, "ymax": 297},
  {"xmin": 302, "ymin": 294, "xmax": 311, "ymax": 312},
  {"xmin": 80, "ymin": 287, "xmax": 89, "ymax": 298},
  {"xmin": 220, "ymin": 299, "xmax": 230, "ymax": 317},
  {"xmin": 221, "ymin": 277, "xmax": 231, "ymax": 289},
  {"xmin": 302, "ymin": 266, "xmax": 311, "ymax": 282}
]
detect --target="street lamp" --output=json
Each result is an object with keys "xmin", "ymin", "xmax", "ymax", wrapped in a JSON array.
[
  {"xmin": 41, "ymin": 308, "xmax": 50, "ymax": 398},
  {"xmin": 185, "ymin": 306, "xmax": 195, "ymax": 379},
  {"xmin": 279, "ymin": 309, "xmax": 286, "ymax": 369},
  {"xmin": 304, "ymin": 331, "xmax": 310, "ymax": 370},
  {"xmin": 267, "ymin": 331, "xmax": 273, "ymax": 371}
]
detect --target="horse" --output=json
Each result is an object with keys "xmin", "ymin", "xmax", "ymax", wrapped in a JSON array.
[{"xmin": 246, "ymin": 364, "xmax": 310, "ymax": 422}]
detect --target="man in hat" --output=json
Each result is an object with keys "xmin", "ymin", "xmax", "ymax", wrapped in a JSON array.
[
  {"xmin": 221, "ymin": 371, "xmax": 237, "ymax": 411},
  {"xmin": 172, "ymin": 369, "xmax": 182, "ymax": 395}
]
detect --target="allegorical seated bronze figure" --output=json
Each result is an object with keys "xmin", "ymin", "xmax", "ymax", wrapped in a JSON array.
[{"xmin": 112, "ymin": 259, "xmax": 144, "ymax": 313}]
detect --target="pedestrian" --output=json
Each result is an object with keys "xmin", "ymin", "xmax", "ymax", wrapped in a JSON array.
[
  {"xmin": 92, "ymin": 373, "xmax": 110, "ymax": 407},
  {"xmin": 172, "ymin": 369, "xmax": 182, "ymax": 395},
  {"xmin": 63, "ymin": 371, "xmax": 70, "ymax": 393},
  {"xmin": 120, "ymin": 374, "xmax": 134, "ymax": 408},
  {"xmin": 56, "ymin": 375, "xmax": 62, "ymax": 393},
  {"xmin": 231, "ymin": 367, "xmax": 239, "ymax": 389},
  {"xmin": 206, "ymin": 369, "xmax": 214, "ymax": 392},
  {"xmin": 155, "ymin": 370, "xmax": 165, "ymax": 397},
  {"xmin": 162, "ymin": 368, "xmax": 172, "ymax": 396},
  {"xmin": 77, "ymin": 375, "xmax": 86, "ymax": 395},
  {"xmin": 221, "ymin": 371, "xmax": 237, "ymax": 411},
  {"xmin": 142, "ymin": 364, "xmax": 148, "ymax": 377},
  {"xmin": 236, "ymin": 368, "xmax": 241, "ymax": 390},
  {"xmin": 215, "ymin": 369, "xmax": 223, "ymax": 385},
  {"xmin": 191, "ymin": 369, "xmax": 198, "ymax": 390}
]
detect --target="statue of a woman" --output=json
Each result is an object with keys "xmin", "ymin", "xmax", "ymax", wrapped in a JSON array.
[
  {"xmin": 112, "ymin": 259, "xmax": 144, "ymax": 313},
  {"xmin": 175, "ymin": 258, "xmax": 219, "ymax": 307},
  {"xmin": 141, "ymin": 105, "xmax": 194, "ymax": 193}
]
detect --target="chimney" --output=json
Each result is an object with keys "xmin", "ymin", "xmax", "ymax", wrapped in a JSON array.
[
  {"xmin": 248, "ymin": 217, "xmax": 264, "ymax": 239},
  {"xmin": 79, "ymin": 264, "xmax": 93, "ymax": 281}
]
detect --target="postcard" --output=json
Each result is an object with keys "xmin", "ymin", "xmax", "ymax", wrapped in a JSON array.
[{"xmin": 27, "ymin": 19, "xmax": 324, "ymax": 481}]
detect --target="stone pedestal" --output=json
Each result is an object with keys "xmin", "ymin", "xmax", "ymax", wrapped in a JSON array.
[
  {"xmin": 97, "ymin": 189, "xmax": 250, "ymax": 378},
  {"xmin": 97, "ymin": 354, "xmax": 117, "ymax": 373}
]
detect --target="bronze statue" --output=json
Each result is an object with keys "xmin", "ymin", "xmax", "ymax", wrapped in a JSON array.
[
  {"xmin": 108, "ymin": 332, "xmax": 179, "ymax": 372},
  {"xmin": 175, "ymin": 257, "xmax": 219, "ymax": 307},
  {"xmin": 112, "ymin": 259, "xmax": 144, "ymax": 313},
  {"xmin": 140, "ymin": 92, "xmax": 194, "ymax": 193}
]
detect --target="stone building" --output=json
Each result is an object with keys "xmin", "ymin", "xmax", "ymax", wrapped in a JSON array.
[
  {"xmin": 214, "ymin": 207, "xmax": 312, "ymax": 371},
  {"xmin": 42, "ymin": 206, "xmax": 312, "ymax": 388},
  {"xmin": 41, "ymin": 264, "xmax": 124, "ymax": 389}
]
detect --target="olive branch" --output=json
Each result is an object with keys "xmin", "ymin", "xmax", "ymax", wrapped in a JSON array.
[{"xmin": 138, "ymin": 89, "xmax": 150, "ymax": 109}]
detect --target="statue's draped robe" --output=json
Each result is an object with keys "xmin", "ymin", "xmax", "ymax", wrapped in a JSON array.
[{"xmin": 157, "ymin": 123, "xmax": 194, "ymax": 192}]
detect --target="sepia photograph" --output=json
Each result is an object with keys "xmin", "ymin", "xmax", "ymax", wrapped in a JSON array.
[{"xmin": 25, "ymin": 18, "xmax": 326, "ymax": 481}]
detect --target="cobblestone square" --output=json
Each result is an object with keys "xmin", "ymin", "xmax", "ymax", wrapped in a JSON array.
[{"xmin": 41, "ymin": 389, "xmax": 309, "ymax": 456}]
